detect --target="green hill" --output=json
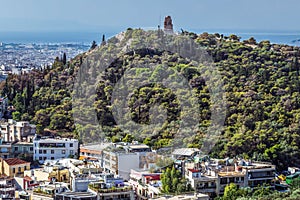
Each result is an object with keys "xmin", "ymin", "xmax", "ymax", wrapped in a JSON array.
[{"xmin": 1, "ymin": 29, "xmax": 300, "ymax": 170}]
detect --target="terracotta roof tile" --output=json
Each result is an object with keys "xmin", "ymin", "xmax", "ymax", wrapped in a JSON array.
[{"xmin": 3, "ymin": 158, "xmax": 30, "ymax": 166}]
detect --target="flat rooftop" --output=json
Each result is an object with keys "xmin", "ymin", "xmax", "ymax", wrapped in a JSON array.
[
  {"xmin": 56, "ymin": 191, "xmax": 97, "ymax": 197},
  {"xmin": 34, "ymin": 137, "xmax": 78, "ymax": 142},
  {"xmin": 218, "ymin": 171, "xmax": 246, "ymax": 177},
  {"xmin": 172, "ymin": 148, "xmax": 200, "ymax": 156},
  {"xmin": 80, "ymin": 143, "xmax": 111, "ymax": 151},
  {"xmin": 128, "ymin": 144, "xmax": 150, "ymax": 149},
  {"xmin": 241, "ymin": 162, "xmax": 275, "ymax": 170},
  {"xmin": 14, "ymin": 142, "xmax": 33, "ymax": 145}
]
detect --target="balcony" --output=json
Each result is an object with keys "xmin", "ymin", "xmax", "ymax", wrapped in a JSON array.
[
  {"xmin": 248, "ymin": 175, "xmax": 275, "ymax": 180},
  {"xmin": 196, "ymin": 187, "xmax": 216, "ymax": 193},
  {"xmin": 14, "ymin": 150, "xmax": 32, "ymax": 154}
]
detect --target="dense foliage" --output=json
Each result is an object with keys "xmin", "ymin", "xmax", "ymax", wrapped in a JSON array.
[
  {"xmin": 217, "ymin": 181, "xmax": 300, "ymax": 200},
  {"xmin": 160, "ymin": 166, "xmax": 192, "ymax": 194},
  {"xmin": 1, "ymin": 29, "xmax": 300, "ymax": 171}
]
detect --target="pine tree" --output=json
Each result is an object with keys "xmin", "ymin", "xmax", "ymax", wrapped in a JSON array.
[
  {"xmin": 62, "ymin": 52, "xmax": 67, "ymax": 65},
  {"xmin": 101, "ymin": 34, "xmax": 106, "ymax": 46},
  {"xmin": 90, "ymin": 41, "xmax": 97, "ymax": 50}
]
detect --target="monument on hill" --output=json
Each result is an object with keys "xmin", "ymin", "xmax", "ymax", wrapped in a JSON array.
[{"xmin": 164, "ymin": 16, "xmax": 174, "ymax": 34}]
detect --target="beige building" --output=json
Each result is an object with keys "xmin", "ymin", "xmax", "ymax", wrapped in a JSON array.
[
  {"xmin": 0, "ymin": 119, "xmax": 36, "ymax": 142},
  {"xmin": 0, "ymin": 158, "xmax": 30, "ymax": 177},
  {"xmin": 24, "ymin": 166, "xmax": 70, "ymax": 182}
]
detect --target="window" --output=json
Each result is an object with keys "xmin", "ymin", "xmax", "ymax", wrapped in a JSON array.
[
  {"xmin": 220, "ymin": 178, "xmax": 227, "ymax": 184},
  {"xmin": 204, "ymin": 182, "xmax": 208, "ymax": 188},
  {"xmin": 51, "ymin": 150, "xmax": 55, "ymax": 154},
  {"xmin": 43, "ymin": 150, "xmax": 47, "ymax": 154},
  {"xmin": 39, "ymin": 157, "xmax": 42, "ymax": 160},
  {"xmin": 30, "ymin": 147, "xmax": 33, "ymax": 151},
  {"xmin": 18, "ymin": 167, "xmax": 21, "ymax": 172},
  {"xmin": 43, "ymin": 157, "xmax": 46, "ymax": 160},
  {"xmin": 62, "ymin": 150, "xmax": 66, "ymax": 154},
  {"xmin": 24, "ymin": 166, "xmax": 27, "ymax": 170},
  {"xmin": 35, "ymin": 143, "xmax": 37, "ymax": 147},
  {"xmin": 39, "ymin": 143, "xmax": 65, "ymax": 148},
  {"xmin": 35, "ymin": 150, "xmax": 36, "ymax": 154},
  {"xmin": 210, "ymin": 182, "xmax": 216, "ymax": 187},
  {"xmin": 12, "ymin": 168, "xmax": 15, "ymax": 173},
  {"xmin": 70, "ymin": 150, "xmax": 74, "ymax": 155},
  {"xmin": 51, "ymin": 157, "xmax": 54, "ymax": 160},
  {"xmin": 39, "ymin": 150, "xmax": 42, "ymax": 154},
  {"xmin": 70, "ymin": 143, "xmax": 73, "ymax": 147},
  {"xmin": 14, "ymin": 147, "xmax": 18, "ymax": 151}
]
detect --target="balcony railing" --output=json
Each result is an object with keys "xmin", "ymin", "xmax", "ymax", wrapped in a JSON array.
[{"xmin": 196, "ymin": 186, "xmax": 216, "ymax": 189}]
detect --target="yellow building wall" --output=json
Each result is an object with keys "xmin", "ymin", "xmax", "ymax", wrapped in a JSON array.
[
  {"xmin": 6, "ymin": 163, "xmax": 30, "ymax": 177},
  {"xmin": 49, "ymin": 169, "xmax": 70, "ymax": 182}
]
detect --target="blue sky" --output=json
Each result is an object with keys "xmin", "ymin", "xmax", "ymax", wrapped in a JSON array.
[{"xmin": 0, "ymin": 0, "xmax": 299, "ymax": 32}]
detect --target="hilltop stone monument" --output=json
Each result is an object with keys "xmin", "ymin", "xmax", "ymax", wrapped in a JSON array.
[{"xmin": 164, "ymin": 16, "xmax": 174, "ymax": 34}]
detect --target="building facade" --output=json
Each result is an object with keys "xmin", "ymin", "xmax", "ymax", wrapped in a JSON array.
[
  {"xmin": 241, "ymin": 162, "xmax": 276, "ymax": 188},
  {"xmin": 33, "ymin": 136, "xmax": 79, "ymax": 164},
  {"xmin": 0, "ymin": 97, "xmax": 8, "ymax": 119},
  {"xmin": 102, "ymin": 150, "xmax": 140, "ymax": 180},
  {"xmin": 12, "ymin": 141, "xmax": 34, "ymax": 157},
  {"xmin": 0, "ymin": 158, "xmax": 30, "ymax": 177},
  {"xmin": 0, "ymin": 140, "xmax": 12, "ymax": 159},
  {"xmin": 80, "ymin": 142, "xmax": 154, "ymax": 180},
  {"xmin": 0, "ymin": 119, "xmax": 36, "ymax": 143},
  {"xmin": 184, "ymin": 160, "xmax": 275, "ymax": 197}
]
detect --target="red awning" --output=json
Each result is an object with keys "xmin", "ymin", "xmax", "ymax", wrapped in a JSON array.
[{"xmin": 144, "ymin": 175, "xmax": 161, "ymax": 181}]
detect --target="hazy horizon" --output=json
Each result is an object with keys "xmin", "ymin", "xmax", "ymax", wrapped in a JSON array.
[{"xmin": 1, "ymin": 0, "xmax": 300, "ymax": 32}]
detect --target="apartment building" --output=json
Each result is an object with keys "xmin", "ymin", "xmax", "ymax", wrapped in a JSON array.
[
  {"xmin": 0, "ymin": 119, "xmax": 36, "ymax": 142},
  {"xmin": 11, "ymin": 141, "xmax": 34, "ymax": 157},
  {"xmin": 0, "ymin": 139, "xmax": 12, "ymax": 159},
  {"xmin": 80, "ymin": 142, "xmax": 155, "ymax": 180},
  {"xmin": 0, "ymin": 177, "xmax": 15, "ymax": 198},
  {"xmin": 102, "ymin": 148, "xmax": 139, "ymax": 180},
  {"xmin": 33, "ymin": 135, "xmax": 79, "ymax": 164},
  {"xmin": 180, "ymin": 155, "xmax": 275, "ymax": 198},
  {"xmin": 241, "ymin": 162, "xmax": 276, "ymax": 188}
]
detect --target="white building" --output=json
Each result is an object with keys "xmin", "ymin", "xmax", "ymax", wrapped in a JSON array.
[
  {"xmin": 33, "ymin": 135, "xmax": 79, "ymax": 164},
  {"xmin": 102, "ymin": 150, "xmax": 140, "ymax": 180},
  {"xmin": 80, "ymin": 142, "xmax": 155, "ymax": 180}
]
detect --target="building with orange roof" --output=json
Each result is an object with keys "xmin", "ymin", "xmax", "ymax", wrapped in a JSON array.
[{"xmin": 0, "ymin": 158, "xmax": 30, "ymax": 177}]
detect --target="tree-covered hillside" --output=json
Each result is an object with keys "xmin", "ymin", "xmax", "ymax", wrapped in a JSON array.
[{"xmin": 1, "ymin": 29, "xmax": 300, "ymax": 170}]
